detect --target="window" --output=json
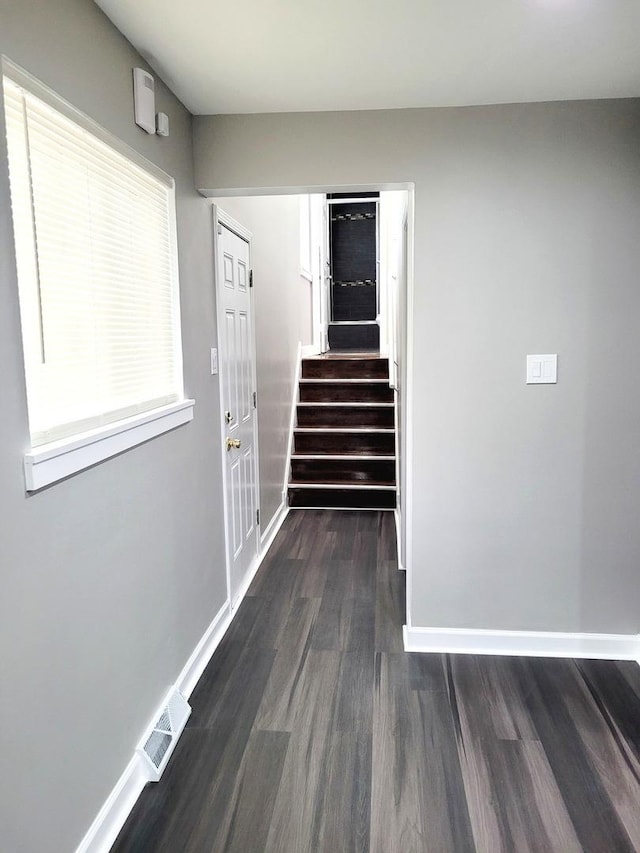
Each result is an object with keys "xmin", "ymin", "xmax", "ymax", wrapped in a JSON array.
[{"xmin": 2, "ymin": 64, "xmax": 193, "ymax": 489}]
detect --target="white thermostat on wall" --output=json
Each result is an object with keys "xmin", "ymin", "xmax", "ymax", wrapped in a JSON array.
[{"xmin": 133, "ymin": 67, "xmax": 156, "ymax": 134}]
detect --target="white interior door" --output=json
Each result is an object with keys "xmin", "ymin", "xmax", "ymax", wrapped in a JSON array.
[{"xmin": 216, "ymin": 214, "xmax": 259, "ymax": 606}]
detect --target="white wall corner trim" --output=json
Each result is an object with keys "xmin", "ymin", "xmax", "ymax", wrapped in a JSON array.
[
  {"xmin": 283, "ymin": 342, "xmax": 302, "ymax": 498},
  {"xmin": 393, "ymin": 509, "xmax": 405, "ymax": 572},
  {"xmin": 403, "ymin": 625, "xmax": 640, "ymax": 661},
  {"xmin": 24, "ymin": 400, "xmax": 195, "ymax": 491}
]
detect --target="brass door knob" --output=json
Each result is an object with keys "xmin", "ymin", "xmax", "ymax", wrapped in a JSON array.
[{"xmin": 226, "ymin": 438, "xmax": 241, "ymax": 451}]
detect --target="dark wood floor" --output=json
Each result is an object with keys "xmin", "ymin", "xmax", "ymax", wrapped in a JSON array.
[{"xmin": 113, "ymin": 510, "xmax": 640, "ymax": 853}]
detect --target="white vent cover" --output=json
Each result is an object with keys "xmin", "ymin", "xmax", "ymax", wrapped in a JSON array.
[{"xmin": 137, "ymin": 688, "xmax": 191, "ymax": 781}]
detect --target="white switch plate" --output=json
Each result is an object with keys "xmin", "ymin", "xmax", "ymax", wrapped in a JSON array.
[
  {"xmin": 526, "ymin": 354, "xmax": 557, "ymax": 384},
  {"xmin": 210, "ymin": 348, "xmax": 218, "ymax": 375}
]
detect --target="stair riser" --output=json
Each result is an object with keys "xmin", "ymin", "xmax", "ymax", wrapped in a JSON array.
[
  {"xmin": 299, "ymin": 383, "xmax": 394, "ymax": 404},
  {"xmin": 291, "ymin": 458, "xmax": 396, "ymax": 485},
  {"xmin": 294, "ymin": 432, "xmax": 395, "ymax": 456},
  {"xmin": 302, "ymin": 357, "xmax": 388, "ymax": 380},
  {"xmin": 328, "ymin": 322, "xmax": 379, "ymax": 349},
  {"xmin": 297, "ymin": 406, "xmax": 394, "ymax": 428},
  {"xmin": 332, "ymin": 286, "xmax": 377, "ymax": 322},
  {"xmin": 288, "ymin": 487, "xmax": 396, "ymax": 510}
]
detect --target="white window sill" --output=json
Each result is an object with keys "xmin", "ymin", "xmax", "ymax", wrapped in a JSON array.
[{"xmin": 24, "ymin": 399, "xmax": 195, "ymax": 491}]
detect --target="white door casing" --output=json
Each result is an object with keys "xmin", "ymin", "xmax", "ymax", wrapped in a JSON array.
[
  {"xmin": 309, "ymin": 193, "xmax": 329, "ymax": 354},
  {"xmin": 214, "ymin": 207, "xmax": 260, "ymax": 608},
  {"xmin": 319, "ymin": 195, "xmax": 330, "ymax": 352}
]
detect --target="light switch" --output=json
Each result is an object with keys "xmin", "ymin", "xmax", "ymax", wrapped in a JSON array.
[
  {"xmin": 526, "ymin": 354, "xmax": 557, "ymax": 384},
  {"xmin": 210, "ymin": 347, "xmax": 218, "ymax": 375}
]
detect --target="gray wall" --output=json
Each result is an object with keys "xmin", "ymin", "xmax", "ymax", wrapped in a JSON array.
[
  {"xmin": 213, "ymin": 195, "xmax": 313, "ymax": 530},
  {"xmin": 194, "ymin": 100, "xmax": 640, "ymax": 635},
  {"xmin": 0, "ymin": 2, "xmax": 226, "ymax": 850}
]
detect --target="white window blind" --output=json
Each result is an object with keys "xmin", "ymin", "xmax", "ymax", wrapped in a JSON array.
[{"xmin": 3, "ymin": 76, "xmax": 183, "ymax": 447}]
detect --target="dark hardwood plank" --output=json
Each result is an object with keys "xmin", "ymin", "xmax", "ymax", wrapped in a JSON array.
[
  {"xmin": 212, "ymin": 730, "xmax": 290, "ymax": 853},
  {"xmin": 512, "ymin": 656, "xmax": 636, "ymax": 852},
  {"xmin": 310, "ymin": 729, "xmax": 372, "ymax": 853},
  {"xmin": 565, "ymin": 660, "xmax": 640, "ymax": 848},
  {"xmin": 312, "ymin": 582, "xmax": 375, "ymax": 653},
  {"xmin": 371, "ymin": 652, "xmax": 475, "ymax": 852},
  {"xmin": 374, "ymin": 555, "xmax": 405, "ymax": 653},
  {"xmin": 446, "ymin": 655, "xmax": 581, "ymax": 852},
  {"xmin": 113, "ymin": 510, "xmax": 640, "ymax": 853},
  {"xmin": 187, "ymin": 620, "xmax": 276, "ymax": 730},
  {"xmin": 254, "ymin": 597, "xmax": 321, "ymax": 731},
  {"xmin": 263, "ymin": 649, "xmax": 342, "ymax": 851}
]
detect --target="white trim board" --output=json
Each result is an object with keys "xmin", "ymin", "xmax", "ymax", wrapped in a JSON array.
[
  {"xmin": 24, "ymin": 400, "xmax": 195, "ymax": 491},
  {"xmin": 74, "ymin": 756, "xmax": 148, "ymax": 853},
  {"xmin": 393, "ymin": 509, "xmax": 405, "ymax": 572},
  {"xmin": 403, "ymin": 625, "xmax": 640, "ymax": 661},
  {"xmin": 283, "ymin": 343, "xmax": 302, "ymax": 499},
  {"xmin": 176, "ymin": 600, "xmax": 232, "ymax": 699}
]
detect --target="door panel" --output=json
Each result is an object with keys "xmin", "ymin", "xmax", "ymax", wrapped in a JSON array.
[
  {"xmin": 217, "ymin": 220, "xmax": 258, "ymax": 605},
  {"xmin": 239, "ymin": 311, "xmax": 251, "ymax": 422}
]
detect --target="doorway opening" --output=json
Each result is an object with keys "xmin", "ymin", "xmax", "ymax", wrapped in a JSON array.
[
  {"xmin": 327, "ymin": 191, "xmax": 380, "ymax": 352},
  {"xmin": 211, "ymin": 185, "xmax": 412, "ymax": 601}
]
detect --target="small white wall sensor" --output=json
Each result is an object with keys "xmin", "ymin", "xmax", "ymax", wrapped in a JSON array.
[
  {"xmin": 133, "ymin": 68, "xmax": 156, "ymax": 134},
  {"xmin": 156, "ymin": 112, "xmax": 170, "ymax": 137}
]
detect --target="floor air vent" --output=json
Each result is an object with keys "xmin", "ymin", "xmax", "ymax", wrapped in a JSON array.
[{"xmin": 137, "ymin": 688, "xmax": 191, "ymax": 781}]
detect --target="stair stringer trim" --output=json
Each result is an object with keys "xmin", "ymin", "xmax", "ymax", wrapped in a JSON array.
[{"xmin": 283, "ymin": 342, "xmax": 302, "ymax": 506}]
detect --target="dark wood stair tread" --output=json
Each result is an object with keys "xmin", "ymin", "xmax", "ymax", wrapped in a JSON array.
[
  {"xmin": 301, "ymin": 356, "xmax": 389, "ymax": 380},
  {"xmin": 289, "ymin": 479, "xmax": 396, "ymax": 488},
  {"xmin": 287, "ymin": 486, "xmax": 396, "ymax": 510},
  {"xmin": 292, "ymin": 451, "xmax": 395, "ymax": 457}
]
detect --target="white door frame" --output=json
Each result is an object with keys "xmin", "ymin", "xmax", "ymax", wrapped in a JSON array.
[
  {"xmin": 212, "ymin": 204, "xmax": 262, "ymax": 610},
  {"xmin": 310, "ymin": 193, "xmax": 329, "ymax": 354}
]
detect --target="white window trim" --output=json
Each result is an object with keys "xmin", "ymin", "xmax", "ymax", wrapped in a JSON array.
[
  {"xmin": 24, "ymin": 399, "xmax": 195, "ymax": 491},
  {"xmin": 2, "ymin": 57, "xmax": 194, "ymax": 490}
]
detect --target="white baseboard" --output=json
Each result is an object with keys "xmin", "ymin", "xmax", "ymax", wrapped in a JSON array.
[
  {"xmin": 300, "ymin": 343, "xmax": 318, "ymax": 357},
  {"xmin": 176, "ymin": 600, "xmax": 233, "ymax": 699},
  {"xmin": 75, "ymin": 595, "xmax": 234, "ymax": 853},
  {"xmin": 260, "ymin": 500, "xmax": 289, "ymax": 554},
  {"xmin": 403, "ymin": 625, "xmax": 640, "ymax": 661},
  {"xmin": 75, "ymin": 755, "xmax": 149, "ymax": 853}
]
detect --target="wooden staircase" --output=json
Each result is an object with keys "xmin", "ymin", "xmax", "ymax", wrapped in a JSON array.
[{"xmin": 287, "ymin": 355, "xmax": 396, "ymax": 510}]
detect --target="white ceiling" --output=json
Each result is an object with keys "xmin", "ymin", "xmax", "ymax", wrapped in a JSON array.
[{"xmin": 95, "ymin": 0, "xmax": 640, "ymax": 115}]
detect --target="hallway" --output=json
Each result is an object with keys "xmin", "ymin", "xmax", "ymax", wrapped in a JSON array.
[{"xmin": 113, "ymin": 511, "xmax": 640, "ymax": 852}]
